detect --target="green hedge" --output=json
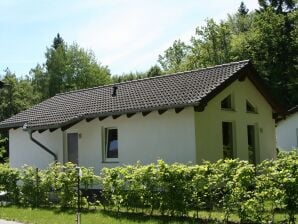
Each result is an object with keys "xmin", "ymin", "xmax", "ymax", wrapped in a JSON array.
[
  {"xmin": 100, "ymin": 151, "xmax": 297, "ymax": 223},
  {"xmin": 0, "ymin": 151, "xmax": 297, "ymax": 223},
  {"xmin": 0, "ymin": 162, "xmax": 99, "ymax": 208}
]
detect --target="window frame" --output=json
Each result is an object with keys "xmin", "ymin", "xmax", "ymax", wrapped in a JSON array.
[{"xmin": 103, "ymin": 127, "xmax": 119, "ymax": 163}]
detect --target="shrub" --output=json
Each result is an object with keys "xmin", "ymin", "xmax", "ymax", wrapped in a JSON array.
[
  {"xmin": 99, "ymin": 152, "xmax": 298, "ymax": 222},
  {"xmin": 0, "ymin": 163, "xmax": 19, "ymax": 204},
  {"xmin": 19, "ymin": 166, "xmax": 50, "ymax": 207},
  {"xmin": 1, "ymin": 150, "xmax": 297, "ymax": 223}
]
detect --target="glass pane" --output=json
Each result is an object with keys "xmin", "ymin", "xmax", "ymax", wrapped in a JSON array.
[
  {"xmin": 67, "ymin": 133, "xmax": 78, "ymax": 164},
  {"xmin": 246, "ymin": 100, "xmax": 256, "ymax": 113},
  {"xmin": 221, "ymin": 95, "xmax": 232, "ymax": 109},
  {"xmin": 247, "ymin": 125, "xmax": 256, "ymax": 164},
  {"xmin": 107, "ymin": 129, "xmax": 118, "ymax": 158},
  {"xmin": 222, "ymin": 122, "xmax": 233, "ymax": 159}
]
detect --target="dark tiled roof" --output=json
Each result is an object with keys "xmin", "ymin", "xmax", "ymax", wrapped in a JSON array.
[{"xmin": 0, "ymin": 60, "xmax": 275, "ymax": 130}]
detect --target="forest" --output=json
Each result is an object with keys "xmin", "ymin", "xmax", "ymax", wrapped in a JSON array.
[{"xmin": 0, "ymin": 0, "xmax": 297, "ymax": 161}]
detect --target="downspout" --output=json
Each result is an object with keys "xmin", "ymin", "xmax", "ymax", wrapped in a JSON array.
[{"xmin": 23, "ymin": 125, "xmax": 57, "ymax": 161}]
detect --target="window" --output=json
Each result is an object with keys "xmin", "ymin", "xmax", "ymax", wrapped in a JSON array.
[
  {"xmin": 104, "ymin": 128, "xmax": 118, "ymax": 160},
  {"xmin": 222, "ymin": 122, "xmax": 234, "ymax": 159},
  {"xmin": 247, "ymin": 125, "xmax": 256, "ymax": 164},
  {"xmin": 221, "ymin": 95, "xmax": 233, "ymax": 110},
  {"xmin": 246, "ymin": 100, "xmax": 257, "ymax": 113},
  {"xmin": 67, "ymin": 132, "xmax": 78, "ymax": 164}
]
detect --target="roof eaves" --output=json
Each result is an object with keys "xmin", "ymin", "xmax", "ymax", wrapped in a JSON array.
[
  {"xmin": 22, "ymin": 102, "xmax": 204, "ymax": 131},
  {"xmin": 287, "ymin": 105, "xmax": 298, "ymax": 115},
  {"xmin": 196, "ymin": 61, "xmax": 250, "ymax": 108},
  {"xmin": 244, "ymin": 62, "xmax": 285, "ymax": 115}
]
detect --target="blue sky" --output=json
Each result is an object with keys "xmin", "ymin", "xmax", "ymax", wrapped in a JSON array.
[{"xmin": 0, "ymin": 0, "xmax": 259, "ymax": 77}]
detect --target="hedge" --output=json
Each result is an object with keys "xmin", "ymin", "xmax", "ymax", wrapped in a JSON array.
[
  {"xmin": 100, "ymin": 152, "xmax": 297, "ymax": 223},
  {"xmin": 0, "ymin": 151, "xmax": 297, "ymax": 223}
]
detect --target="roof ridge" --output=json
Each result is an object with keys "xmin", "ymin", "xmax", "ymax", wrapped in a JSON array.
[{"xmin": 55, "ymin": 60, "xmax": 250, "ymax": 96}]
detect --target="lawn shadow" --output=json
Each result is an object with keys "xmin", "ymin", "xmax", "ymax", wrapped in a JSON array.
[{"xmin": 99, "ymin": 210, "xmax": 230, "ymax": 224}]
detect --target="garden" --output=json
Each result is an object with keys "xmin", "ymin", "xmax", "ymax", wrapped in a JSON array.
[{"xmin": 0, "ymin": 151, "xmax": 297, "ymax": 224}]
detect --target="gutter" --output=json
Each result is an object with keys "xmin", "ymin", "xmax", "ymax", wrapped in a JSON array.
[{"xmin": 23, "ymin": 124, "xmax": 57, "ymax": 161}]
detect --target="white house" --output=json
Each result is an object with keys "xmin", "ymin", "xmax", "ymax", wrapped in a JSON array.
[
  {"xmin": 0, "ymin": 60, "xmax": 283, "ymax": 170},
  {"xmin": 276, "ymin": 106, "xmax": 298, "ymax": 151}
]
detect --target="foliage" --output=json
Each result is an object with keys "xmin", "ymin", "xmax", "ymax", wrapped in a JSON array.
[
  {"xmin": 158, "ymin": 1, "xmax": 297, "ymax": 108},
  {"xmin": 258, "ymin": 0, "xmax": 297, "ymax": 13},
  {"xmin": 0, "ymin": 153, "xmax": 297, "ymax": 222},
  {"xmin": 244, "ymin": 7, "xmax": 297, "ymax": 107},
  {"xmin": 0, "ymin": 163, "xmax": 19, "ymax": 204},
  {"xmin": 0, "ymin": 69, "xmax": 40, "ymax": 121},
  {"xmin": 111, "ymin": 71, "xmax": 147, "ymax": 83},
  {"xmin": 158, "ymin": 40, "xmax": 190, "ymax": 72},
  {"xmin": 100, "ymin": 151, "xmax": 298, "ymax": 223},
  {"xmin": 0, "ymin": 135, "xmax": 7, "ymax": 162},
  {"xmin": 43, "ymin": 162, "xmax": 98, "ymax": 208},
  {"xmin": 30, "ymin": 34, "xmax": 112, "ymax": 98},
  {"xmin": 0, "ymin": 162, "xmax": 98, "ymax": 209},
  {"xmin": 146, "ymin": 65, "xmax": 163, "ymax": 77},
  {"xmin": 111, "ymin": 65, "xmax": 163, "ymax": 84},
  {"xmin": 19, "ymin": 166, "xmax": 49, "ymax": 207}
]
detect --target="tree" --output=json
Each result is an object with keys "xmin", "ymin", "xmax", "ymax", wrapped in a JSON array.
[
  {"xmin": 185, "ymin": 19, "xmax": 233, "ymax": 69},
  {"xmin": 0, "ymin": 69, "xmax": 38, "ymax": 120},
  {"xmin": 258, "ymin": 0, "xmax": 297, "ymax": 13},
  {"xmin": 52, "ymin": 33, "xmax": 64, "ymax": 50},
  {"xmin": 45, "ymin": 34, "xmax": 67, "ymax": 97},
  {"xmin": 147, "ymin": 65, "xmax": 163, "ymax": 77},
  {"xmin": 228, "ymin": 2, "xmax": 254, "ymax": 34},
  {"xmin": 112, "ymin": 71, "xmax": 146, "ymax": 83},
  {"xmin": 245, "ymin": 7, "xmax": 297, "ymax": 106},
  {"xmin": 32, "ymin": 34, "xmax": 112, "ymax": 98},
  {"xmin": 238, "ymin": 1, "xmax": 249, "ymax": 15},
  {"xmin": 30, "ymin": 64, "xmax": 48, "ymax": 100},
  {"xmin": 158, "ymin": 40, "xmax": 190, "ymax": 72},
  {"xmin": 65, "ymin": 43, "xmax": 111, "ymax": 90},
  {"xmin": 0, "ymin": 69, "xmax": 39, "ymax": 162}
]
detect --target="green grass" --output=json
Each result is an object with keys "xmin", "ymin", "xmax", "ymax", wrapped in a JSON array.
[
  {"xmin": 0, "ymin": 206, "xmax": 296, "ymax": 224},
  {"xmin": 0, "ymin": 206, "xmax": 199, "ymax": 224}
]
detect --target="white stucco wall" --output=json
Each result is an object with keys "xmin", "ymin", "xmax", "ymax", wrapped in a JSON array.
[
  {"xmin": 276, "ymin": 113, "xmax": 298, "ymax": 151},
  {"xmin": 9, "ymin": 128, "xmax": 63, "ymax": 169},
  {"xmin": 9, "ymin": 108, "xmax": 196, "ymax": 171},
  {"xmin": 68, "ymin": 108, "xmax": 196, "ymax": 173}
]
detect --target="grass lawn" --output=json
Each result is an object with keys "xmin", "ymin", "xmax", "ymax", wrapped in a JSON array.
[
  {"xmin": 0, "ymin": 206, "xmax": 296, "ymax": 224},
  {"xmin": 0, "ymin": 206, "xmax": 203, "ymax": 224}
]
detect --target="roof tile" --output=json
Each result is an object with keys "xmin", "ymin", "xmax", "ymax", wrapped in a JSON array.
[{"xmin": 0, "ymin": 60, "xmax": 250, "ymax": 129}]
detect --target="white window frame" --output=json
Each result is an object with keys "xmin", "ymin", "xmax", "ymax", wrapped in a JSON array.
[{"xmin": 103, "ymin": 127, "xmax": 119, "ymax": 163}]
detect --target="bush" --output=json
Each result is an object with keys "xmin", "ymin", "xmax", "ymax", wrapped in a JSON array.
[
  {"xmin": 19, "ymin": 166, "xmax": 49, "ymax": 207},
  {"xmin": 45, "ymin": 162, "xmax": 98, "ymax": 208},
  {"xmin": 0, "ymin": 163, "xmax": 19, "ymax": 204},
  {"xmin": 100, "ymin": 151, "xmax": 298, "ymax": 223},
  {"xmin": 0, "ymin": 150, "xmax": 297, "ymax": 223}
]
